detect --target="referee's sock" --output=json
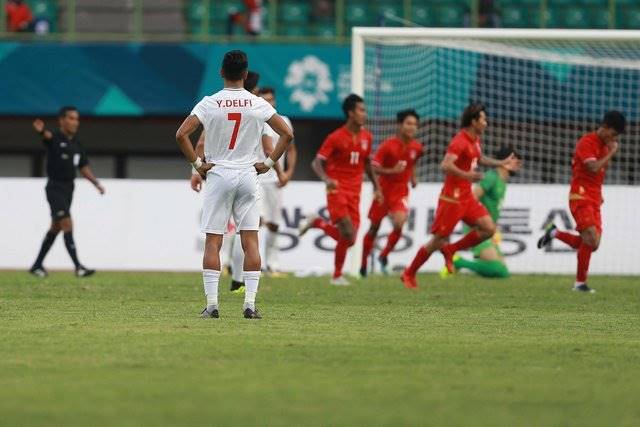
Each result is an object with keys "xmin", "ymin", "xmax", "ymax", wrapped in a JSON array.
[
  {"xmin": 33, "ymin": 231, "xmax": 58, "ymax": 267},
  {"xmin": 63, "ymin": 232, "xmax": 81, "ymax": 268}
]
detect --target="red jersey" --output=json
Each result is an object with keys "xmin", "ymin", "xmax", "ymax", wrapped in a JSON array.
[
  {"xmin": 441, "ymin": 130, "xmax": 482, "ymax": 200},
  {"xmin": 6, "ymin": 2, "xmax": 33, "ymax": 31},
  {"xmin": 316, "ymin": 125, "xmax": 373, "ymax": 195},
  {"xmin": 371, "ymin": 137, "xmax": 423, "ymax": 196},
  {"xmin": 570, "ymin": 132, "xmax": 610, "ymax": 204}
]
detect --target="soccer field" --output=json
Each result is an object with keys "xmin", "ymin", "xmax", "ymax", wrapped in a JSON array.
[{"xmin": 1, "ymin": 271, "xmax": 639, "ymax": 427}]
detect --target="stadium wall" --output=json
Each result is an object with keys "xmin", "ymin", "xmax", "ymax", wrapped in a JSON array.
[{"xmin": 1, "ymin": 178, "xmax": 638, "ymax": 275}]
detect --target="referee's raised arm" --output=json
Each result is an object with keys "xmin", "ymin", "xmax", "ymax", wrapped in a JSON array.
[{"xmin": 32, "ymin": 118, "xmax": 53, "ymax": 141}]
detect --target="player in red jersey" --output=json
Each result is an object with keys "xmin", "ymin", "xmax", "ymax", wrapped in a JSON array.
[
  {"xmin": 299, "ymin": 94, "xmax": 380, "ymax": 285},
  {"xmin": 359, "ymin": 109, "xmax": 423, "ymax": 277},
  {"xmin": 537, "ymin": 111, "xmax": 625, "ymax": 293},
  {"xmin": 401, "ymin": 103, "xmax": 520, "ymax": 289}
]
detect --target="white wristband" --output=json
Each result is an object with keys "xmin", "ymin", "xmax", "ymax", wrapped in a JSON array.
[
  {"xmin": 264, "ymin": 157, "xmax": 275, "ymax": 168},
  {"xmin": 191, "ymin": 157, "xmax": 203, "ymax": 170}
]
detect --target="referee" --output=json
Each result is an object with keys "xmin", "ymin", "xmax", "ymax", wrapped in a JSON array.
[{"xmin": 29, "ymin": 106, "xmax": 105, "ymax": 278}]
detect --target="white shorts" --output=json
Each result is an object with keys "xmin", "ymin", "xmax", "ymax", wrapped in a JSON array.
[
  {"xmin": 201, "ymin": 166, "xmax": 261, "ymax": 235},
  {"xmin": 259, "ymin": 181, "xmax": 282, "ymax": 225}
]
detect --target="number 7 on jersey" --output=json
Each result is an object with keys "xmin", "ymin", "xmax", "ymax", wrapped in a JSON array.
[{"xmin": 227, "ymin": 113, "xmax": 242, "ymax": 149}]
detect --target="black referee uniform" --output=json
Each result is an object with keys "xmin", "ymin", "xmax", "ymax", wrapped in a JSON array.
[
  {"xmin": 44, "ymin": 130, "xmax": 89, "ymax": 220},
  {"xmin": 30, "ymin": 128, "xmax": 97, "ymax": 278}
]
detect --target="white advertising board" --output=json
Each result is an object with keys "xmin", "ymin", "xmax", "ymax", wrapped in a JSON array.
[{"xmin": 0, "ymin": 178, "xmax": 638, "ymax": 275}]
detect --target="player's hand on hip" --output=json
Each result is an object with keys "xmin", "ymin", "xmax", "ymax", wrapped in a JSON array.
[
  {"xmin": 503, "ymin": 153, "xmax": 522, "ymax": 172},
  {"xmin": 190, "ymin": 173, "xmax": 203, "ymax": 192},
  {"xmin": 254, "ymin": 162, "xmax": 270, "ymax": 175},
  {"xmin": 197, "ymin": 162, "xmax": 214, "ymax": 179},
  {"xmin": 325, "ymin": 178, "xmax": 338, "ymax": 191},
  {"xmin": 32, "ymin": 119, "xmax": 45, "ymax": 133}
]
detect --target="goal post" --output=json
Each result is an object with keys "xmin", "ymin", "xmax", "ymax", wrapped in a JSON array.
[
  {"xmin": 351, "ymin": 27, "xmax": 640, "ymax": 185},
  {"xmin": 348, "ymin": 27, "xmax": 640, "ymax": 276}
]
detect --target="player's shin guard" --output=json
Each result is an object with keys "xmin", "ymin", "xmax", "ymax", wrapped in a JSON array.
[
  {"xmin": 576, "ymin": 242, "xmax": 594, "ymax": 283},
  {"xmin": 203, "ymin": 269, "xmax": 221, "ymax": 308},
  {"xmin": 313, "ymin": 217, "xmax": 340, "ymax": 241},
  {"xmin": 380, "ymin": 228, "xmax": 402, "ymax": 259},
  {"xmin": 361, "ymin": 232, "xmax": 375, "ymax": 270},
  {"xmin": 555, "ymin": 231, "xmax": 582, "ymax": 250},
  {"xmin": 405, "ymin": 246, "xmax": 430, "ymax": 277},
  {"xmin": 446, "ymin": 230, "xmax": 484, "ymax": 253},
  {"xmin": 334, "ymin": 238, "xmax": 352, "ymax": 278},
  {"xmin": 243, "ymin": 271, "xmax": 260, "ymax": 309}
]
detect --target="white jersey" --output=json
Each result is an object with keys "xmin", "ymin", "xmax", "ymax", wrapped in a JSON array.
[
  {"xmin": 260, "ymin": 115, "xmax": 293, "ymax": 183},
  {"xmin": 191, "ymin": 88, "xmax": 276, "ymax": 169}
]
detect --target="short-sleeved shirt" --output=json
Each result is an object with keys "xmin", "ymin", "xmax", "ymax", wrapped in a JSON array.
[
  {"xmin": 371, "ymin": 137, "xmax": 423, "ymax": 197},
  {"xmin": 570, "ymin": 132, "xmax": 609, "ymax": 204},
  {"xmin": 316, "ymin": 126, "xmax": 373, "ymax": 195},
  {"xmin": 478, "ymin": 169, "xmax": 506, "ymax": 222},
  {"xmin": 43, "ymin": 130, "xmax": 89, "ymax": 182},
  {"xmin": 441, "ymin": 129, "xmax": 482, "ymax": 200},
  {"xmin": 260, "ymin": 115, "xmax": 293, "ymax": 184},
  {"xmin": 191, "ymin": 88, "xmax": 276, "ymax": 169}
]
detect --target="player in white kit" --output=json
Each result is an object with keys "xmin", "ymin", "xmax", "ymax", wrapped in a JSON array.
[
  {"xmin": 257, "ymin": 87, "xmax": 297, "ymax": 275},
  {"xmin": 176, "ymin": 50, "xmax": 293, "ymax": 319}
]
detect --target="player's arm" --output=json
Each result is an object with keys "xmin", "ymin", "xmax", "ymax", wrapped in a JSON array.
[
  {"xmin": 411, "ymin": 167, "xmax": 418, "ymax": 188},
  {"xmin": 32, "ymin": 118, "xmax": 53, "ymax": 141},
  {"xmin": 189, "ymin": 131, "xmax": 206, "ymax": 192},
  {"xmin": 373, "ymin": 162, "xmax": 406, "ymax": 175},
  {"xmin": 79, "ymin": 165, "xmax": 105, "ymax": 195},
  {"xmin": 441, "ymin": 153, "xmax": 482, "ymax": 182},
  {"xmin": 279, "ymin": 143, "xmax": 297, "ymax": 187},
  {"xmin": 261, "ymin": 134, "xmax": 285, "ymax": 178},
  {"xmin": 311, "ymin": 157, "xmax": 337, "ymax": 191},
  {"xmin": 480, "ymin": 153, "xmax": 521, "ymax": 171},
  {"xmin": 366, "ymin": 156, "xmax": 383, "ymax": 202},
  {"xmin": 176, "ymin": 114, "xmax": 212, "ymax": 178},
  {"xmin": 255, "ymin": 114, "xmax": 294, "ymax": 175},
  {"xmin": 585, "ymin": 141, "xmax": 618, "ymax": 173}
]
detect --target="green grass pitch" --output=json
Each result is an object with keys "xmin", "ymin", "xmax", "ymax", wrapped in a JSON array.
[{"xmin": 1, "ymin": 271, "xmax": 639, "ymax": 427}]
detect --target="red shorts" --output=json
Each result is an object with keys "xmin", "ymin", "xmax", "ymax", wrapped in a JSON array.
[
  {"xmin": 368, "ymin": 193, "xmax": 409, "ymax": 223},
  {"xmin": 327, "ymin": 190, "xmax": 360, "ymax": 229},
  {"xmin": 430, "ymin": 196, "xmax": 489, "ymax": 237},
  {"xmin": 570, "ymin": 199, "xmax": 602, "ymax": 234}
]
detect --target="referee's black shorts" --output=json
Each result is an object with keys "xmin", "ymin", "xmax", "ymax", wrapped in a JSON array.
[{"xmin": 46, "ymin": 180, "xmax": 74, "ymax": 220}]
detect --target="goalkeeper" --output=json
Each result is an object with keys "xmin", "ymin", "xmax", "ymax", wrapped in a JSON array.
[{"xmin": 442, "ymin": 146, "xmax": 520, "ymax": 279}]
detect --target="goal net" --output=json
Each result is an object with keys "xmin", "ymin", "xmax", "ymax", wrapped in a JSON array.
[{"xmin": 352, "ymin": 28, "xmax": 640, "ymax": 185}]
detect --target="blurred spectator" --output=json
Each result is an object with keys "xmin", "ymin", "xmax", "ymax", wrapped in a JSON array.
[
  {"xmin": 6, "ymin": 0, "xmax": 34, "ymax": 32},
  {"xmin": 479, "ymin": 0, "xmax": 500, "ymax": 28},
  {"xmin": 312, "ymin": 0, "xmax": 333, "ymax": 21},
  {"xmin": 227, "ymin": 0, "xmax": 264, "ymax": 36}
]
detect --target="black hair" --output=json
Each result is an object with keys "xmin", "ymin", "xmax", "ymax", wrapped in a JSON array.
[
  {"xmin": 397, "ymin": 109, "xmax": 420, "ymax": 123},
  {"xmin": 460, "ymin": 102, "xmax": 486, "ymax": 128},
  {"xmin": 494, "ymin": 145, "xmax": 518, "ymax": 160},
  {"xmin": 222, "ymin": 50, "xmax": 249, "ymax": 81},
  {"xmin": 342, "ymin": 93, "xmax": 364, "ymax": 118},
  {"xmin": 58, "ymin": 106, "xmax": 78, "ymax": 118},
  {"xmin": 258, "ymin": 87, "xmax": 275, "ymax": 96},
  {"xmin": 244, "ymin": 71, "xmax": 260, "ymax": 92},
  {"xmin": 602, "ymin": 110, "xmax": 626, "ymax": 134}
]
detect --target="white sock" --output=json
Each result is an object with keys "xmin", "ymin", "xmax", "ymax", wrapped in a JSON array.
[
  {"xmin": 203, "ymin": 269, "xmax": 220, "ymax": 308},
  {"xmin": 574, "ymin": 281, "xmax": 585, "ymax": 287},
  {"xmin": 265, "ymin": 229, "xmax": 278, "ymax": 271},
  {"xmin": 243, "ymin": 271, "xmax": 260, "ymax": 310},
  {"xmin": 231, "ymin": 233, "xmax": 244, "ymax": 283}
]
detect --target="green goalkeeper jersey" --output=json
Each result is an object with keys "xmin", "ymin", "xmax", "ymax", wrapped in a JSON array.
[{"xmin": 478, "ymin": 169, "xmax": 506, "ymax": 223}]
